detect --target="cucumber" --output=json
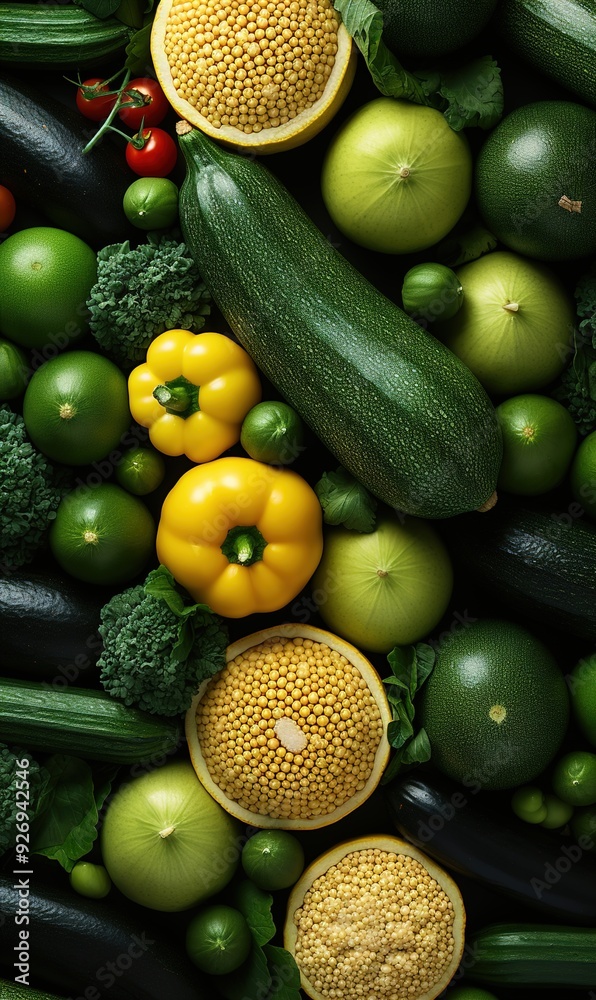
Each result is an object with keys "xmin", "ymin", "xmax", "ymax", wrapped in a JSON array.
[
  {"xmin": 0, "ymin": 874, "xmax": 206, "ymax": 1000},
  {"xmin": 0, "ymin": 678, "xmax": 181, "ymax": 764},
  {"xmin": 177, "ymin": 124, "xmax": 502, "ymax": 520},
  {"xmin": 0, "ymin": 5, "xmax": 133, "ymax": 70},
  {"xmin": 0, "ymin": 981, "xmax": 64, "ymax": 1000},
  {"xmin": 443, "ymin": 495, "xmax": 596, "ymax": 640},
  {"xmin": 385, "ymin": 770, "xmax": 596, "ymax": 924},
  {"xmin": 0, "ymin": 74, "xmax": 133, "ymax": 247},
  {"xmin": 496, "ymin": 0, "xmax": 596, "ymax": 109},
  {"xmin": 0, "ymin": 567, "xmax": 109, "ymax": 681},
  {"xmin": 469, "ymin": 923, "xmax": 596, "ymax": 988}
]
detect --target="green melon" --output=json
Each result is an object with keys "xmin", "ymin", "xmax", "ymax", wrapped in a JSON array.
[
  {"xmin": 475, "ymin": 101, "xmax": 596, "ymax": 261},
  {"xmin": 418, "ymin": 619, "xmax": 570, "ymax": 790}
]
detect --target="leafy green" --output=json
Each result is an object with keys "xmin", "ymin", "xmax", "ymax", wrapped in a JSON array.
[
  {"xmin": 315, "ymin": 466, "xmax": 377, "ymax": 532},
  {"xmin": 87, "ymin": 233, "xmax": 211, "ymax": 370},
  {"xmin": 381, "ymin": 643, "xmax": 435, "ymax": 784},
  {"xmin": 125, "ymin": 18, "xmax": 154, "ymax": 72},
  {"xmin": 116, "ymin": 0, "xmax": 152, "ymax": 28},
  {"xmin": 219, "ymin": 881, "xmax": 301, "ymax": 1000},
  {"xmin": 98, "ymin": 564, "xmax": 229, "ymax": 716},
  {"xmin": 30, "ymin": 756, "xmax": 119, "ymax": 872},
  {"xmin": 553, "ymin": 264, "xmax": 596, "ymax": 436},
  {"xmin": 0, "ymin": 745, "xmax": 50, "ymax": 857},
  {"xmin": 81, "ymin": 0, "xmax": 121, "ymax": 17},
  {"xmin": 333, "ymin": 0, "xmax": 503, "ymax": 130}
]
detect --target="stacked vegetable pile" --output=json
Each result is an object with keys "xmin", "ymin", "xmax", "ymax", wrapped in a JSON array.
[{"xmin": 1, "ymin": 0, "xmax": 596, "ymax": 998}]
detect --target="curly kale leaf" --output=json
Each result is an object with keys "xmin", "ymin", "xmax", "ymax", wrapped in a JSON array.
[
  {"xmin": 0, "ymin": 405, "xmax": 70, "ymax": 573},
  {"xmin": 553, "ymin": 266, "xmax": 596, "ymax": 436},
  {"xmin": 87, "ymin": 232, "xmax": 212, "ymax": 369},
  {"xmin": 0, "ymin": 745, "xmax": 49, "ymax": 857},
  {"xmin": 98, "ymin": 565, "xmax": 228, "ymax": 716}
]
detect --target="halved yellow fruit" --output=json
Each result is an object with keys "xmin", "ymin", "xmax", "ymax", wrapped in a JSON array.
[
  {"xmin": 284, "ymin": 834, "xmax": 466, "ymax": 1000},
  {"xmin": 150, "ymin": 0, "xmax": 357, "ymax": 153},
  {"xmin": 185, "ymin": 623, "xmax": 392, "ymax": 829}
]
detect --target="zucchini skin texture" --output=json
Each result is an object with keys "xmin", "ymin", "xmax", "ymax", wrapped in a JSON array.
[
  {"xmin": 0, "ymin": 74, "xmax": 133, "ymax": 247},
  {"xmin": 443, "ymin": 496, "xmax": 596, "ymax": 640},
  {"xmin": 177, "ymin": 127, "xmax": 502, "ymax": 519},
  {"xmin": 0, "ymin": 874, "xmax": 207, "ymax": 1000},
  {"xmin": 469, "ymin": 923, "xmax": 596, "ymax": 988},
  {"xmin": 0, "ymin": 678, "xmax": 181, "ymax": 764},
  {"xmin": 0, "ymin": 6, "xmax": 133, "ymax": 70},
  {"xmin": 496, "ymin": 0, "xmax": 596, "ymax": 109},
  {"xmin": 386, "ymin": 771, "xmax": 596, "ymax": 924},
  {"xmin": 0, "ymin": 567, "xmax": 109, "ymax": 681}
]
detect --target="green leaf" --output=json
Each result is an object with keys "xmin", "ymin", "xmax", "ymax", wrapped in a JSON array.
[
  {"xmin": 263, "ymin": 945, "xmax": 302, "ymax": 1000},
  {"xmin": 115, "ymin": 0, "xmax": 146, "ymax": 27},
  {"xmin": 125, "ymin": 19, "xmax": 154, "ymax": 74},
  {"xmin": 416, "ymin": 56, "xmax": 504, "ymax": 132},
  {"xmin": 219, "ymin": 941, "xmax": 272, "ymax": 1000},
  {"xmin": 231, "ymin": 880, "xmax": 276, "ymax": 946},
  {"xmin": 314, "ymin": 467, "xmax": 377, "ymax": 532},
  {"xmin": 382, "ymin": 643, "xmax": 436, "ymax": 783},
  {"xmin": 81, "ymin": 0, "xmax": 121, "ymax": 16},
  {"xmin": 29, "ymin": 757, "xmax": 118, "ymax": 872}
]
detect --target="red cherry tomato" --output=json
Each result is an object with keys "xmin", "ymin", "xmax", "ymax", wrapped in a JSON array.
[
  {"xmin": 75, "ymin": 78, "xmax": 117, "ymax": 122},
  {"xmin": 125, "ymin": 128, "xmax": 178, "ymax": 178},
  {"xmin": 0, "ymin": 185, "xmax": 16, "ymax": 231},
  {"xmin": 118, "ymin": 77, "xmax": 170, "ymax": 129}
]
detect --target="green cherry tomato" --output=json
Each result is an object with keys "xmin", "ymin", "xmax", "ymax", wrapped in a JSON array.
[{"xmin": 70, "ymin": 861, "xmax": 112, "ymax": 898}]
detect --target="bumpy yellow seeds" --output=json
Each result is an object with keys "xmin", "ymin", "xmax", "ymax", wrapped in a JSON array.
[
  {"xmin": 164, "ymin": 0, "xmax": 339, "ymax": 133},
  {"xmin": 195, "ymin": 637, "xmax": 384, "ymax": 820},
  {"xmin": 294, "ymin": 848, "xmax": 457, "ymax": 1000}
]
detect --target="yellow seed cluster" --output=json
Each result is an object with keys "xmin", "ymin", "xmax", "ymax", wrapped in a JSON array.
[
  {"xmin": 195, "ymin": 637, "xmax": 384, "ymax": 820},
  {"xmin": 294, "ymin": 848, "xmax": 456, "ymax": 1000},
  {"xmin": 164, "ymin": 0, "xmax": 339, "ymax": 132}
]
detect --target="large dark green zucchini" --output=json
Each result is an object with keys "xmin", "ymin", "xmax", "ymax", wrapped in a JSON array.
[
  {"xmin": 385, "ymin": 770, "xmax": 596, "ymax": 924},
  {"xmin": 0, "ymin": 678, "xmax": 181, "ymax": 763},
  {"xmin": 0, "ymin": 567, "xmax": 109, "ymax": 681},
  {"xmin": 0, "ymin": 74, "xmax": 133, "ymax": 246},
  {"xmin": 177, "ymin": 124, "xmax": 502, "ymax": 520},
  {"xmin": 443, "ymin": 496, "xmax": 596, "ymax": 639},
  {"xmin": 468, "ymin": 923, "xmax": 596, "ymax": 988},
  {"xmin": 0, "ymin": 873, "xmax": 207, "ymax": 1000},
  {"xmin": 496, "ymin": 0, "xmax": 596, "ymax": 108},
  {"xmin": 0, "ymin": 6, "xmax": 133, "ymax": 70}
]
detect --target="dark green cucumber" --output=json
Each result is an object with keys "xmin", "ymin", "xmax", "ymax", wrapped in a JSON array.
[
  {"xmin": 0, "ymin": 567, "xmax": 109, "ymax": 681},
  {"xmin": 496, "ymin": 0, "xmax": 596, "ymax": 108},
  {"xmin": 469, "ymin": 923, "xmax": 596, "ymax": 988},
  {"xmin": 0, "ymin": 981, "xmax": 64, "ymax": 1000},
  {"xmin": 0, "ymin": 6, "xmax": 133, "ymax": 70},
  {"xmin": 0, "ymin": 874, "xmax": 207, "ymax": 1000},
  {"xmin": 0, "ymin": 677, "xmax": 181, "ymax": 764},
  {"xmin": 0, "ymin": 74, "xmax": 133, "ymax": 247},
  {"xmin": 177, "ymin": 124, "xmax": 502, "ymax": 519},
  {"xmin": 443, "ymin": 496, "xmax": 596, "ymax": 639}
]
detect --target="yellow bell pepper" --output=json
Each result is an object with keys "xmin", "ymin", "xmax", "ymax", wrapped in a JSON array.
[
  {"xmin": 128, "ymin": 328, "xmax": 262, "ymax": 464},
  {"xmin": 156, "ymin": 456, "xmax": 324, "ymax": 618}
]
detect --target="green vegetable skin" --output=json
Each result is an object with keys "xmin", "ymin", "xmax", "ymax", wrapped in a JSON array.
[
  {"xmin": 469, "ymin": 923, "xmax": 596, "ymax": 987},
  {"xmin": 177, "ymin": 126, "xmax": 502, "ymax": 519},
  {"xmin": 0, "ymin": 5, "xmax": 133, "ymax": 70}
]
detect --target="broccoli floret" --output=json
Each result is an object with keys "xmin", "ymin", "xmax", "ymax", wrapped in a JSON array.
[
  {"xmin": 0, "ymin": 405, "xmax": 69, "ymax": 573},
  {"xmin": 0, "ymin": 744, "xmax": 47, "ymax": 856},
  {"xmin": 87, "ymin": 232, "xmax": 212, "ymax": 369},
  {"xmin": 97, "ymin": 564, "xmax": 229, "ymax": 717}
]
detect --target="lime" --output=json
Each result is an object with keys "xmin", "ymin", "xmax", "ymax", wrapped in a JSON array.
[
  {"xmin": 49, "ymin": 483, "xmax": 156, "ymax": 586},
  {"xmin": 241, "ymin": 829, "xmax": 305, "ymax": 891},
  {"xmin": 22, "ymin": 350, "xmax": 131, "ymax": 466},
  {"xmin": 116, "ymin": 446, "xmax": 166, "ymax": 495},
  {"xmin": 240, "ymin": 400, "xmax": 305, "ymax": 465},
  {"xmin": 0, "ymin": 227, "xmax": 97, "ymax": 350},
  {"xmin": 401, "ymin": 262, "xmax": 464, "ymax": 323},
  {"xmin": 552, "ymin": 750, "xmax": 596, "ymax": 807},
  {"xmin": 540, "ymin": 794, "xmax": 574, "ymax": 830},
  {"xmin": 570, "ymin": 805, "xmax": 596, "ymax": 853},
  {"xmin": 0, "ymin": 337, "xmax": 28, "ymax": 400},
  {"xmin": 511, "ymin": 785, "xmax": 547, "ymax": 824},
  {"xmin": 496, "ymin": 394, "xmax": 578, "ymax": 495},
  {"xmin": 69, "ymin": 862, "xmax": 112, "ymax": 899},
  {"xmin": 570, "ymin": 430, "xmax": 596, "ymax": 519},
  {"xmin": 185, "ymin": 904, "xmax": 252, "ymax": 975},
  {"xmin": 123, "ymin": 177, "xmax": 179, "ymax": 230},
  {"xmin": 568, "ymin": 654, "xmax": 596, "ymax": 748}
]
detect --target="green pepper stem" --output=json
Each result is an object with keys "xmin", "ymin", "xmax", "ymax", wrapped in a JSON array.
[
  {"xmin": 153, "ymin": 384, "xmax": 191, "ymax": 412},
  {"xmin": 234, "ymin": 534, "xmax": 255, "ymax": 564},
  {"xmin": 221, "ymin": 525, "xmax": 268, "ymax": 565}
]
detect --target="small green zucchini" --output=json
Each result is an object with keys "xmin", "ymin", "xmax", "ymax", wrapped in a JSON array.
[
  {"xmin": 469, "ymin": 923, "xmax": 596, "ymax": 988},
  {"xmin": 0, "ymin": 5, "xmax": 133, "ymax": 70},
  {"xmin": 0, "ymin": 677, "xmax": 181, "ymax": 764}
]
